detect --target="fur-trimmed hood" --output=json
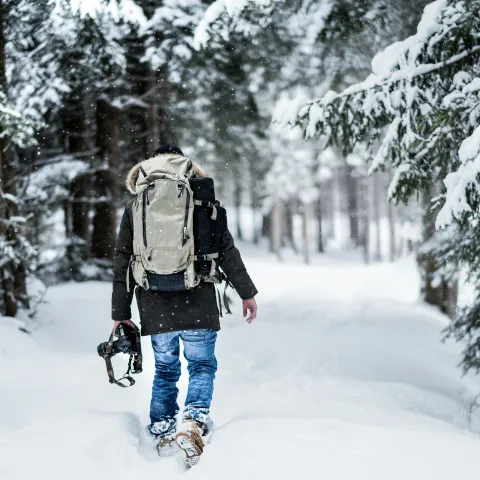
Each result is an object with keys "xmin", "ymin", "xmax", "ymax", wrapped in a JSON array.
[{"xmin": 126, "ymin": 154, "xmax": 206, "ymax": 194}]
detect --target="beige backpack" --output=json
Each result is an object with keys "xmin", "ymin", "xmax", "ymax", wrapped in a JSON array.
[{"xmin": 128, "ymin": 155, "xmax": 201, "ymax": 292}]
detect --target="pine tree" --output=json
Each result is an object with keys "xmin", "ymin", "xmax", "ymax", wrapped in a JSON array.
[
  {"xmin": 0, "ymin": 0, "xmax": 144, "ymax": 290},
  {"xmin": 0, "ymin": 0, "xmax": 39, "ymax": 316},
  {"xmin": 292, "ymin": 0, "xmax": 480, "ymax": 371}
]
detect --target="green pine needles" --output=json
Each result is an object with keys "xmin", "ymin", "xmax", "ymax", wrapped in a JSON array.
[{"xmin": 294, "ymin": 0, "xmax": 480, "ymax": 372}]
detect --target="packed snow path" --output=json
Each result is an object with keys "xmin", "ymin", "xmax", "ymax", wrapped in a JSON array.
[{"xmin": 2, "ymin": 246, "xmax": 480, "ymax": 479}]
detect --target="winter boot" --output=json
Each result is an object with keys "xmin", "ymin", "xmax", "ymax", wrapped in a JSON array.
[
  {"xmin": 146, "ymin": 419, "xmax": 177, "ymax": 457},
  {"xmin": 156, "ymin": 433, "xmax": 177, "ymax": 457},
  {"xmin": 175, "ymin": 419, "xmax": 208, "ymax": 468}
]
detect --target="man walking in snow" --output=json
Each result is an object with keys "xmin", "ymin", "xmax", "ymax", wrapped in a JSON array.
[{"xmin": 111, "ymin": 144, "xmax": 258, "ymax": 466}]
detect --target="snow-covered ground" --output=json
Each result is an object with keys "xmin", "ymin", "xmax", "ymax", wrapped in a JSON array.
[{"xmin": 2, "ymin": 245, "xmax": 480, "ymax": 479}]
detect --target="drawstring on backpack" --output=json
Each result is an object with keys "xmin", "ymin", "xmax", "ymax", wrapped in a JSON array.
[
  {"xmin": 223, "ymin": 279, "xmax": 233, "ymax": 315},
  {"xmin": 215, "ymin": 275, "xmax": 233, "ymax": 317}
]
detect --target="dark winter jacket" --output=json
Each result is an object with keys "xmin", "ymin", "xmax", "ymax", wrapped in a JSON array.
[{"xmin": 111, "ymin": 157, "xmax": 258, "ymax": 336}]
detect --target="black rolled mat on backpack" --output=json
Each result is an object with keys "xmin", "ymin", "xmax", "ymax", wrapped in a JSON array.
[{"xmin": 190, "ymin": 177, "xmax": 217, "ymax": 275}]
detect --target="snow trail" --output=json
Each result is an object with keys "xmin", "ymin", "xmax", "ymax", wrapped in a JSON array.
[{"xmin": 1, "ymin": 247, "xmax": 480, "ymax": 479}]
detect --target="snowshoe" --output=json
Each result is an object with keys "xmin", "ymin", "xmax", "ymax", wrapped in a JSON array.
[
  {"xmin": 175, "ymin": 419, "xmax": 212, "ymax": 468},
  {"xmin": 156, "ymin": 434, "xmax": 178, "ymax": 457},
  {"xmin": 145, "ymin": 421, "xmax": 178, "ymax": 457}
]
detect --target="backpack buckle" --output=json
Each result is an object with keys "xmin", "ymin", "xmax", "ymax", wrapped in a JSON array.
[{"xmin": 177, "ymin": 183, "xmax": 185, "ymax": 198}]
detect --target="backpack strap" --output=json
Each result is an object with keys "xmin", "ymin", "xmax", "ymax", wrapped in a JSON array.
[
  {"xmin": 223, "ymin": 279, "xmax": 233, "ymax": 315},
  {"xmin": 126, "ymin": 255, "xmax": 141, "ymax": 293},
  {"xmin": 126, "ymin": 255, "xmax": 133, "ymax": 293},
  {"xmin": 193, "ymin": 253, "xmax": 219, "ymax": 279},
  {"xmin": 193, "ymin": 253, "xmax": 219, "ymax": 262},
  {"xmin": 213, "ymin": 273, "xmax": 233, "ymax": 316},
  {"xmin": 210, "ymin": 258, "xmax": 217, "ymax": 278},
  {"xmin": 215, "ymin": 284, "xmax": 223, "ymax": 317},
  {"xmin": 193, "ymin": 200, "xmax": 217, "ymax": 220}
]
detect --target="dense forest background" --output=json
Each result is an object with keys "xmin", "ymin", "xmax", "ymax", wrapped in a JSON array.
[{"xmin": 1, "ymin": 0, "xmax": 480, "ymax": 370}]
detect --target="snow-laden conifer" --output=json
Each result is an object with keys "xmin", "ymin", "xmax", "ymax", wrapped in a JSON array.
[{"xmin": 292, "ymin": 0, "xmax": 480, "ymax": 371}]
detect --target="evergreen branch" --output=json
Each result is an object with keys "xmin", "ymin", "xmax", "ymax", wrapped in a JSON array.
[{"xmin": 302, "ymin": 45, "xmax": 480, "ymax": 111}]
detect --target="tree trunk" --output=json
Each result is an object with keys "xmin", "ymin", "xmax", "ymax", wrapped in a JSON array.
[
  {"xmin": 0, "ymin": 0, "xmax": 28, "ymax": 315},
  {"xmin": 262, "ymin": 213, "xmax": 271, "ymax": 241},
  {"xmin": 388, "ymin": 198, "xmax": 396, "ymax": 262},
  {"xmin": 121, "ymin": 3, "xmax": 177, "ymax": 165},
  {"xmin": 345, "ymin": 164, "xmax": 359, "ymax": 247},
  {"xmin": 373, "ymin": 174, "xmax": 382, "ymax": 261},
  {"xmin": 91, "ymin": 99, "xmax": 120, "ymax": 260},
  {"xmin": 249, "ymin": 159, "xmax": 259, "ymax": 244},
  {"xmin": 326, "ymin": 180, "xmax": 335, "ymax": 241},
  {"xmin": 418, "ymin": 193, "xmax": 458, "ymax": 318},
  {"xmin": 251, "ymin": 195, "xmax": 259, "ymax": 244},
  {"xmin": 302, "ymin": 202, "xmax": 312, "ymax": 264},
  {"xmin": 63, "ymin": 90, "xmax": 91, "ymax": 268},
  {"xmin": 316, "ymin": 194, "xmax": 324, "ymax": 253},
  {"xmin": 65, "ymin": 92, "xmax": 90, "ymax": 239},
  {"xmin": 234, "ymin": 175, "xmax": 243, "ymax": 241},
  {"xmin": 145, "ymin": 69, "xmax": 160, "ymax": 156},
  {"xmin": 359, "ymin": 175, "xmax": 370, "ymax": 264},
  {"xmin": 386, "ymin": 167, "xmax": 396, "ymax": 261},
  {"xmin": 284, "ymin": 201, "xmax": 297, "ymax": 252},
  {"xmin": 70, "ymin": 173, "xmax": 90, "ymax": 260},
  {"xmin": 271, "ymin": 199, "xmax": 284, "ymax": 260},
  {"xmin": 0, "ymin": 134, "xmax": 18, "ymax": 316},
  {"xmin": 442, "ymin": 280, "xmax": 458, "ymax": 320},
  {"xmin": 63, "ymin": 198, "xmax": 71, "ymax": 245}
]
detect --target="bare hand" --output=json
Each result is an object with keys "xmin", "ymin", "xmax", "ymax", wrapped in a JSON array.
[
  {"xmin": 112, "ymin": 319, "xmax": 136, "ymax": 336},
  {"xmin": 243, "ymin": 297, "xmax": 257, "ymax": 324}
]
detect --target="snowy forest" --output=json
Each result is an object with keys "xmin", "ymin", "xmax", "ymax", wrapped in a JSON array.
[{"xmin": 3, "ymin": 1, "xmax": 480, "ymax": 477}]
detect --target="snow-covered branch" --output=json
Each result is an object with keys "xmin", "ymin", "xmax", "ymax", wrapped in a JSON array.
[{"xmin": 194, "ymin": 0, "xmax": 279, "ymax": 49}]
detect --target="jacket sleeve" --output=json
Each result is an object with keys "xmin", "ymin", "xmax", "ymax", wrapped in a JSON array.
[
  {"xmin": 111, "ymin": 205, "xmax": 135, "ymax": 320},
  {"xmin": 218, "ymin": 210, "xmax": 258, "ymax": 300}
]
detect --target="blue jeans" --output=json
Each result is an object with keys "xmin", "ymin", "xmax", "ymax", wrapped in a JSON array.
[{"xmin": 147, "ymin": 329, "xmax": 217, "ymax": 438}]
